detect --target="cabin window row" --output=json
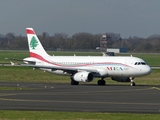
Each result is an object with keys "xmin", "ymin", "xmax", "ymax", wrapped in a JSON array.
[{"xmin": 54, "ymin": 62, "xmax": 120, "ymax": 65}]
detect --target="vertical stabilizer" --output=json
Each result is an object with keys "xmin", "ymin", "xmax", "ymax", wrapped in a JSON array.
[{"xmin": 26, "ymin": 28, "xmax": 49, "ymax": 57}]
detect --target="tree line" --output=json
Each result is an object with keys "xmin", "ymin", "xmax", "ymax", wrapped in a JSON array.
[{"xmin": 0, "ymin": 32, "xmax": 160, "ymax": 53}]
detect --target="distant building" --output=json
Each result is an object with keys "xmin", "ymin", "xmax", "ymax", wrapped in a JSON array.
[
  {"xmin": 100, "ymin": 33, "xmax": 124, "ymax": 53},
  {"xmin": 100, "ymin": 34, "xmax": 111, "ymax": 51},
  {"xmin": 107, "ymin": 48, "xmax": 127, "ymax": 53}
]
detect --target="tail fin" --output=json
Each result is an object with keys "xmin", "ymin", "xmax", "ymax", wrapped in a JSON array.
[{"xmin": 26, "ymin": 28, "xmax": 49, "ymax": 58}]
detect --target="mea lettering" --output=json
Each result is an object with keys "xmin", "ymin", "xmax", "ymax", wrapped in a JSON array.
[{"xmin": 107, "ymin": 67, "xmax": 123, "ymax": 71}]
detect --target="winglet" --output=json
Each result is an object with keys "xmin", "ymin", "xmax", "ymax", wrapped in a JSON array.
[
  {"xmin": 102, "ymin": 52, "xmax": 107, "ymax": 57},
  {"xmin": 10, "ymin": 61, "xmax": 14, "ymax": 66}
]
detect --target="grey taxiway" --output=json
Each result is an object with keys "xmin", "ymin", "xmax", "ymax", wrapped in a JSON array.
[{"xmin": 0, "ymin": 82, "xmax": 160, "ymax": 113}]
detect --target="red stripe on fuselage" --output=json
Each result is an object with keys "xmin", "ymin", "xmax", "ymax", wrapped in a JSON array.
[
  {"xmin": 29, "ymin": 52, "xmax": 134, "ymax": 68},
  {"xmin": 29, "ymin": 52, "xmax": 92, "ymax": 67},
  {"xmin": 26, "ymin": 29, "xmax": 35, "ymax": 34},
  {"xmin": 30, "ymin": 52, "xmax": 49, "ymax": 63}
]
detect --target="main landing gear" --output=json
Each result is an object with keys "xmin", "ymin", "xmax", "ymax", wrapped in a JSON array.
[
  {"xmin": 130, "ymin": 77, "xmax": 136, "ymax": 86},
  {"xmin": 97, "ymin": 78, "xmax": 106, "ymax": 85}
]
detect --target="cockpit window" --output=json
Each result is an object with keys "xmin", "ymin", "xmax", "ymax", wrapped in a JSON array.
[
  {"xmin": 134, "ymin": 62, "xmax": 137, "ymax": 65},
  {"xmin": 141, "ymin": 62, "xmax": 146, "ymax": 65},
  {"xmin": 134, "ymin": 62, "xmax": 147, "ymax": 65}
]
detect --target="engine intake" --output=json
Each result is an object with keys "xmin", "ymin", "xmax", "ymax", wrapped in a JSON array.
[{"xmin": 73, "ymin": 71, "xmax": 94, "ymax": 82}]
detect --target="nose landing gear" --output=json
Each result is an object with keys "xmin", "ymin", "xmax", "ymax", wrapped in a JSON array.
[{"xmin": 130, "ymin": 77, "xmax": 135, "ymax": 86}]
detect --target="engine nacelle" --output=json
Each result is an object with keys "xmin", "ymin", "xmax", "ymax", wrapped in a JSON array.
[
  {"xmin": 111, "ymin": 77, "xmax": 130, "ymax": 82},
  {"xmin": 73, "ymin": 71, "xmax": 94, "ymax": 82}
]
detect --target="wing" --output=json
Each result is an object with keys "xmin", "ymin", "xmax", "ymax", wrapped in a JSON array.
[
  {"xmin": 5, "ymin": 58, "xmax": 23, "ymax": 61},
  {"xmin": 20, "ymin": 64, "xmax": 99, "ymax": 74}
]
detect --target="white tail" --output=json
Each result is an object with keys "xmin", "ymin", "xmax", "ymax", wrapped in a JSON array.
[{"xmin": 26, "ymin": 28, "xmax": 49, "ymax": 58}]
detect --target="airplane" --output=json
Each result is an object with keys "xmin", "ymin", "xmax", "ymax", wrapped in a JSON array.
[{"xmin": 21, "ymin": 28, "xmax": 152, "ymax": 86}]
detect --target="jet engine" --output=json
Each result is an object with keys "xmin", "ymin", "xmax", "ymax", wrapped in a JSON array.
[
  {"xmin": 72, "ymin": 71, "xmax": 94, "ymax": 82},
  {"xmin": 111, "ymin": 77, "xmax": 130, "ymax": 82}
]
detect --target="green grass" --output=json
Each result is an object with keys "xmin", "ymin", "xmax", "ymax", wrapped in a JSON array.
[
  {"xmin": 0, "ymin": 66, "xmax": 160, "ymax": 85},
  {"xmin": 0, "ymin": 50, "xmax": 29, "ymax": 63},
  {"xmin": 0, "ymin": 51, "xmax": 160, "ymax": 119},
  {"xmin": 0, "ymin": 111, "xmax": 160, "ymax": 120},
  {"xmin": 0, "ymin": 66, "xmax": 70, "ymax": 83}
]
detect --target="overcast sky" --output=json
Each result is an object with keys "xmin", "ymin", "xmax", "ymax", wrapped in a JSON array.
[{"xmin": 0, "ymin": 0, "xmax": 160, "ymax": 38}]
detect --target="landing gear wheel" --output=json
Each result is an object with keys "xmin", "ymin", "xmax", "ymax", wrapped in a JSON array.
[
  {"xmin": 130, "ymin": 82, "xmax": 136, "ymax": 86},
  {"xmin": 130, "ymin": 77, "xmax": 135, "ymax": 86},
  {"xmin": 98, "ymin": 79, "xmax": 106, "ymax": 85},
  {"xmin": 71, "ymin": 80, "xmax": 79, "ymax": 85}
]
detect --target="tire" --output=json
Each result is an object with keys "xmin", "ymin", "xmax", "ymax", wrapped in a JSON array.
[
  {"xmin": 98, "ymin": 80, "xmax": 106, "ymax": 85},
  {"xmin": 130, "ymin": 82, "xmax": 135, "ymax": 86},
  {"xmin": 71, "ymin": 79, "xmax": 79, "ymax": 85}
]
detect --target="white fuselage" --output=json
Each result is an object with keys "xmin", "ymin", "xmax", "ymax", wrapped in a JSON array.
[{"xmin": 24, "ymin": 55, "xmax": 152, "ymax": 78}]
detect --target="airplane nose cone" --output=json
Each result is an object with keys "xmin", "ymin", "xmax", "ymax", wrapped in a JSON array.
[
  {"xmin": 145, "ymin": 66, "xmax": 152, "ymax": 75},
  {"xmin": 137, "ymin": 65, "xmax": 152, "ymax": 76},
  {"xmin": 148, "ymin": 66, "xmax": 152, "ymax": 74}
]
